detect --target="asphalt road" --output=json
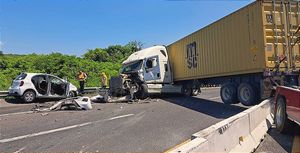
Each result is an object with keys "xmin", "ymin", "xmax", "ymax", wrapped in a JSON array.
[
  {"xmin": 254, "ymin": 124, "xmax": 300, "ymax": 153},
  {"xmin": 0, "ymin": 88, "xmax": 250, "ymax": 152}
]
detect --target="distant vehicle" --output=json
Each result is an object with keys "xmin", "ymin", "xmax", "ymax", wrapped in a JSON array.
[
  {"xmin": 108, "ymin": 0, "xmax": 300, "ymax": 106},
  {"xmin": 8, "ymin": 73, "xmax": 78, "ymax": 102},
  {"xmin": 274, "ymin": 86, "xmax": 300, "ymax": 133}
]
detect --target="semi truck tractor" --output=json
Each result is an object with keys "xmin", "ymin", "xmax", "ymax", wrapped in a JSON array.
[{"xmin": 110, "ymin": 0, "xmax": 300, "ymax": 106}]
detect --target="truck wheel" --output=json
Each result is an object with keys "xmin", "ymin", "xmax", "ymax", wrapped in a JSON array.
[
  {"xmin": 220, "ymin": 83, "xmax": 238, "ymax": 104},
  {"xmin": 22, "ymin": 90, "xmax": 36, "ymax": 103},
  {"xmin": 275, "ymin": 97, "xmax": 293, "ymax": 134},
  {"xmin": 182, "ymin": 86, "xmax": 192, "ymax": 96},
  {"xmin": 137, "ymin": 84, "xmax": 148, "ymax": 99},
  {"xmin": 191, "ymin": 87, "xmax": 200, "ymax": 96},
  {"xmin": 238, "ymin": 83, "xmax": 257, "ymax": 106}
]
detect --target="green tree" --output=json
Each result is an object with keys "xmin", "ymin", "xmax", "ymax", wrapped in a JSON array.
[{"xmin": 83, "ymin": 48, "xmax": 109, "ymax": 62}]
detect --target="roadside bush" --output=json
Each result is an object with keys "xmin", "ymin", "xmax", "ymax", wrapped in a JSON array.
[{"xmin": 0, "ymin": 41, "xmax": 141, "ymax": 90}]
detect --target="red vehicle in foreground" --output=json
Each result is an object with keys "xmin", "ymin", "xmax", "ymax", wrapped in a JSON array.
[{"xmin": 274, "ymin": 86, "xmax": 300, "ymax": 133}]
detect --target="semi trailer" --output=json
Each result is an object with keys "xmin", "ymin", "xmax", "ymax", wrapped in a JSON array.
[{"xmin": 109, "ymin": 0, "xmax": 300, "ymax": 106}]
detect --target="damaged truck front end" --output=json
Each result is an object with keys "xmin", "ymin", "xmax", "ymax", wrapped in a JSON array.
[
  {"xmin": 108, "ymin": 60, "xmax": 148, "ymax": 102},
  {"xmin": 95, "ymin": 46, "xmax": 176, "ymax": 103}
]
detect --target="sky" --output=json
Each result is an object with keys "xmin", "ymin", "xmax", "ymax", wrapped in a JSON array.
[{"xmin": 0, "ymin": 0, "xmax": 253, "ymax": 56}]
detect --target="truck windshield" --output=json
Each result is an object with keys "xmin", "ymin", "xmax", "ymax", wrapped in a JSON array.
[{"xmin": 122, "ymin": 60, "xmax": 143, "ymax": 73}]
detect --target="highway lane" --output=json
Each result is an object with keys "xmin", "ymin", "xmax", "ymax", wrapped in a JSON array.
[
  {"xmin": 254, "ymin": 124, "xmax": 300, "ymax": 153},
  {"xmin": 0, "ymin": 88, "xmax": 249, "ymax": 152}
]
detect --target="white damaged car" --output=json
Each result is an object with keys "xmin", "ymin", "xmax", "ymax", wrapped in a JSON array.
[{"xmin": 8, "ymin": 73, "xmax": 78, "ymax": 102}]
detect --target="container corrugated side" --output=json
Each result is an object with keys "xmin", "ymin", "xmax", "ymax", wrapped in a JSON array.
[{"xmin": 167, "ymin": 1, "xmax": 265, "ymax": 81}]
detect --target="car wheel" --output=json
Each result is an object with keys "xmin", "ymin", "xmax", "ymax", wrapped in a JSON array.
[
  {"xmin": 69, "ymin": 91, "xmax": 77, "ymax": 97},
  {"xmin": 275, "ymin": 97, "xmax": 293, "ymax": 134},
  {"xmin": 220, "ymin": 83, "xmax": 238, "ymax": 104},
  {"xmin": 22, "ymin": 90, "xmax": 36, "ymax": 103}
]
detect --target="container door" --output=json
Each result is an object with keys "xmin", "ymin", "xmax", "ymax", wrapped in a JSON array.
[{"xmin": 264, "ymin": 1, "xmax": 300, "ymax": 71}]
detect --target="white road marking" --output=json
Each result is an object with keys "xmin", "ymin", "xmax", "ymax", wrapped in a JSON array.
[
  {"xmin": 0, "ymin": 114, "xmax": 134, "ymax": 143},
  {"xmin": 13, "ymin": 146, "xmax": 26, "ymax": 153},
  {"xmin": 0, "ymin": 111, "xmax": 33, "ymax": 117},
  {"xmin": 107, "ymin": 114, "xmax": 134, "ymax": 120},
  {"xmin": 209, "ymin": 96, "xmax": 221, "ymax": 100}
]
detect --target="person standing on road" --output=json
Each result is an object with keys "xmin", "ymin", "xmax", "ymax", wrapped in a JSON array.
[
  {"xmin": 77, "ymin": 70, "xmax": 87, "ymax": 94},
  {"xmin": 101, "ymin": 72, "xmax": 108, "ymax": 89}
]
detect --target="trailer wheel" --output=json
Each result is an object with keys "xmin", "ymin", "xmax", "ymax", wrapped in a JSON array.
[
  {"xmin": 275, "ymin": 97, "xmax": 293, "ymax": 134},
  {"xmin": 238, "ymin": 83, "xmax": 258, "ymax": 106},
  {"xmin": 220, "ymin": 83, "xmax": 238, "ymax": 104}
]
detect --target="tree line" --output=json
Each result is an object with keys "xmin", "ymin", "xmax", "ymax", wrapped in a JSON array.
[{"xmin": 0, "ymin": 41, "xmax": 142, "ymax": 90}]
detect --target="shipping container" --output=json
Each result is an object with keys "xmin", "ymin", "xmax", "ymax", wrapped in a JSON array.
[
  {"xmin": 120, "ymin": 0, "xmax": 300, "ymax": 106},
  {"xmin": 167, "ymin": 0, "xmax": 300, "ymax": 82}
]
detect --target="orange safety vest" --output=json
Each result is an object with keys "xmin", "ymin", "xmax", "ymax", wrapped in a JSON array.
[{"xmin": 78, "ymin": 72, "xmax": 86, "ymax": 80}]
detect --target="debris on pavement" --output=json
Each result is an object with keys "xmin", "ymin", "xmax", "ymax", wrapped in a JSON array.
[
  {"xmin": 33, "ymin": 97, "xmax": 92, "ymax": 112},
  {"xmin": 91, "ymin": 91, "xmax": 155, "ymax": 104},
  {"xmin": 91, "ymin": 95, "xmax": 105, "ymax": 102},
  {"xmin": 41, "ymin": 113, "xmax": 49, "ymax": 116}
]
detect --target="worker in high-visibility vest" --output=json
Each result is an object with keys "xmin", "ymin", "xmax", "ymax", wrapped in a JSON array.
[
  {"xmin": 101, "ymin": 72, "xmax": 108, "ymax": 89},
  {"xmin": 77, "ymin": 71, "xmax": 87, "ymax": 94}
]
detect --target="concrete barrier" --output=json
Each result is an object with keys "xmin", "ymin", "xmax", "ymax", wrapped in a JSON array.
[{"xmin": 170, "ymin": 99, "xmax": 273, "ymax": 153}]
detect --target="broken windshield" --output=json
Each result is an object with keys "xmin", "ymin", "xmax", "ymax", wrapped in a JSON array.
[{"xmin": 121, "ymin": 60, "xmax": 143, "ymax": 73}]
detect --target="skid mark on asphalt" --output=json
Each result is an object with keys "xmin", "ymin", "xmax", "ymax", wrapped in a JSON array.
[{"xmin": 0, "ymin": 114, "xmax": 134, "ymax": 143}]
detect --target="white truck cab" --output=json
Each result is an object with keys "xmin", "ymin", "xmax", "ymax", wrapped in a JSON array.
[{"xmin": 121, "ymin": 46, "xmax": 182, "ymax": 94}]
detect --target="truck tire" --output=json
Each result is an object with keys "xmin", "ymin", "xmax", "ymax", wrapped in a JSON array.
[
  {"xmin": 220, "ymin": 83, "xmax": 238, "ymax": 104},
  {"xmin": 22, "ymin": 90, "xmax": 36, "ymax": 103},
  {"xmin": 182, "ymin": 86, "xmax": 192, "ymax": 96},
  {"xmin": 191, "ymin": 88, "xmax": 200, "ymax": 96},
  {"xmin": 238, "ymin": 83, "xmax": 258, "ymax": 106},
  {"xmin": 137, "ymin": 84, "xmax": 148, "ymax": 99},
  {"xmin": 275, "ymin": 97, "xmax": 293, "ymax": 134}
]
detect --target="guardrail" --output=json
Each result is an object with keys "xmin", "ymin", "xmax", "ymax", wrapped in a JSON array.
[
  {"xmin": 83, "ymin": 87, "xmax": 102, "ymax": 94},
  {"xmin": 0, "ymin": 91, "xmax": 9, "ymax": 97}
]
